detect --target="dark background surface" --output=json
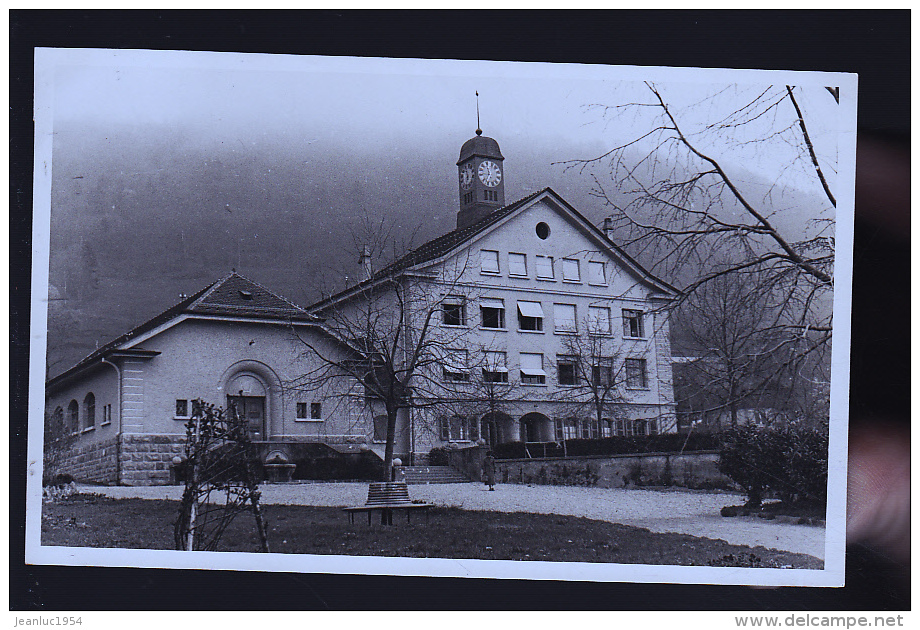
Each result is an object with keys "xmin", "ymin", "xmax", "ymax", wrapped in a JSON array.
[{"xmin": 11, "ymin": 10, "xmax": 909, "ymax": 610}]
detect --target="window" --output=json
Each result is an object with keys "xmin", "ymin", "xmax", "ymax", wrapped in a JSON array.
[
  {"xmin": 311, "ymin": 403, "xmax": 322, "ymax": 420},
  {"xmin": 484, "ymin": 190, "xmax": 498, "ymax": 201},
  {"xmin": 556, "ymin": 418, "xmax": 578, "ymax": 440},
  {"xmin": 442, "ymin": 349, "xmax": 469, "ymax": 382},
  {"xmin": 480, "ymin": 299, "xmax": 506, "ymax": 329},
  {"xmin": 535, "ymin": 255, "xmax": 554, "ymax": 279},
  {"xmin": 536, "ymin": 222, "xmax": 551, "ymax": 240},
  {"xmin": 508, "ymin": 252, "xmax": 528, "ymax": 277},
  {"xmin": 553, "ymin": 303, "xmax": 577, "ymax": 333},
  {"xmin": 463, "ymin": 191, "xmax": 474, "ymax": 204},
  {"xmin": 440, "ymin": 416, "xmax": 477, "ymax": 441},
  {"xmin": 588, "ymin": 306, "xmax": 611, "ymax": 335},
  {"xmin": 647, "ymin": 419, "xmax": 658, "ymax": 435},
  {"xmin": 191, "ymin": 399, "xmax": 203, "ymax": 416},
  {"xmin": 581, "ymin": 418, "xmax": 597, "ymax": 439},
  {"xmin": 67, "ymin": 400, "xmax": 79, "ymax": 434},
  {"xmin": 296, "ymin": 402, "xmax": 308, "ymax": 419},
  {"xmin": 373, "ymin": 415, "xmax": 388, "ymax": 443},
  {"xmin": 442, "ymin": 297, "xmax": 467, "ymax": 326},
  {"xmin": 587, "ymin": 261, "xmax": 607, "ymax": 285},
  {"xmin": 517, "ymin": 300, "xmax": 544, "ymax": 331},
  {"xmin": 601, "ymin": 418, "xmax": 613, "ymax": 438},
  {"xmin": 102, "ymin": 404, "xmax": 112, "ymax": 426},
  {"xmin": 83, "ymin": 393, "xmax": 95, "ymax": 429},
  {"xmin": 562, "ymin": 258, "xmax": 580, "ymax": 282},
  {"xmin": 483, "ymin": 351, "xmax": 509, "ymax": 383},
  {"xmin": 623, "ymin": 309, "xmax": 645, "ymax": 338},
  {"xmin": 480, "ymin": 249, "xmax": 500, "ymax": 274},
  {"xmin": 625, "ymin": 358, "xmax": 648, "ymax": 389},
  {"xmin": 520, "ymin": 352, "xmax": 546, "ymax": 385},
  {"xmin": 557, "ymin": 355, "xmax": 579, "ymax": 386},
  {"xmin": 592, "ymin": 357, "xmax": 614, "ymax": 387},
  {"xmin": 176, "ymin": 399, "xmax": 189, "ymax": 418}
]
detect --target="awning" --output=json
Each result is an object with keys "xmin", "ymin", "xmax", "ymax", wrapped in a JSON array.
[
  {"xmin": 520, "ymin": 367, "xmax": 547, "ymax": 377},
  {"xmin": 517, "ymin": 301, "xmax": 544, "ymax": 319},
  {"xmin": 480, "ymin": 299, "xmax": 504, "ymax": 310}
]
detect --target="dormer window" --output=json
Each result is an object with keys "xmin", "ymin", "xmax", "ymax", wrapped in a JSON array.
[{"xmin": 238, "ymin": 290, "xmax": 254, "ymax": 300}]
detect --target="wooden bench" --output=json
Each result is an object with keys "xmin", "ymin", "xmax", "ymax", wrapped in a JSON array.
[{"xmin": 343, "ymin": 481, "xmax": 432, "ymax": 525}]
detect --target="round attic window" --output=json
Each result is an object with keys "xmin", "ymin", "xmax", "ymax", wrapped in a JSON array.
[{"xmin": 536, "ymin": 222, "xmax": 551, "ymax": 240}]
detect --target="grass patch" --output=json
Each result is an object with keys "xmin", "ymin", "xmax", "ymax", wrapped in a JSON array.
[{"xmin": 42, "ymin": 494, "xmax": 822, "ymax": 569}]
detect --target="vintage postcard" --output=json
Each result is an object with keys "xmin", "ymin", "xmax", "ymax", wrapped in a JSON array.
[{"xmin": 27, "ymin": 48, "xmax": 856, "ymax": 587}]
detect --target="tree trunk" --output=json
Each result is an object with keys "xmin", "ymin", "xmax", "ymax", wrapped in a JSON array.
[{"xmin": 382, "ymin": 408, "xmax": 398, "ymax": 481}]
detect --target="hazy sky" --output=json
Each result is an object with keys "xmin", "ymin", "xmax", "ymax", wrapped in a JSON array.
[
  {"xmin": 47, "ymin": 50, "xmax": 842, "ymax": 191},
  {"xmin": 34, "ymin": 49, "xmax": 855, "ymax": 375}
]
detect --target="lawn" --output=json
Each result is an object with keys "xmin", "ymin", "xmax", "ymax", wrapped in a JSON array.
[{"xmin": 41, "ymin": 494, "xmax": 822, "ymax": 569}]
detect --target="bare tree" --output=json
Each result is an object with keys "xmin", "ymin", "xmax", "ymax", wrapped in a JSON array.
[
  {"xmin": 552, "ymin": 314, "xmax": 629, "ymax": 442},
  {"xmin": 563, "ymin": 83, "xmax": 837, "ymax": 388},
  {"xmin": 674, "ymin": 268, "xmax": 792, "ymax": 430},
  {"xmin": 433, "ymin": 344, "xmax": 522, "ymax": 449},
  {"xmin": 290, "ymin": 224, "xmax": 479, "ymax": 478}
]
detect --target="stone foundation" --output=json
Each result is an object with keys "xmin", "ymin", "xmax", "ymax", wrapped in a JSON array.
[
  {"xmin": 118, "ymin": 434, "xmax": 187, "ymax": 486},
  {"xmin": 55, "ymin": 436, "xmax": 120, "ymax": 485}
]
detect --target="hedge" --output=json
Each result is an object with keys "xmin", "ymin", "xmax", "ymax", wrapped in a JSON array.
[
  {"xmin": 492, "ymin": 432, "xmax": 722, "ymax": 460},
  {"xmin": 718, "ymin": 424, "xmax": 828, "ymax": 508}
]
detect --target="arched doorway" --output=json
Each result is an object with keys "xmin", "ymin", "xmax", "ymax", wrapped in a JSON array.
[
  {"xmin": 480, "ymin": 411, "xmax": 513, "ymax": 448},
  {"xmin": 227, "ymin": 373, "xmax": 267, "ymax": 440},
  {"xmin": 519, "ymin": 412, "xmax": 553, "ymax": 443}
]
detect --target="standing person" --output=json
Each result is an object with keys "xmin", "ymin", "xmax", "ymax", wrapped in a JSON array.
[{"xmin": 482, "ymin": 451, "xmax": 496, "ymax": 491}]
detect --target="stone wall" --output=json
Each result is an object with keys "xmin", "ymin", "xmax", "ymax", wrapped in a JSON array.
[
  {"xmin": 118, "ymin": 434, "xmax": 186, "ymax": 486},
  {"xmin": 492, "ymin": 451, "xmax": 735, "ymax": 491},
  {"xmin": 55, "ymin": 436, "xmax": 120, "ymax": 485}
]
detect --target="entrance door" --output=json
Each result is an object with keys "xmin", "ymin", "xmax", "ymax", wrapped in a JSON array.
[{"xmin": 228, "ymin": 395, "xmax": 266, "ymax": 440}]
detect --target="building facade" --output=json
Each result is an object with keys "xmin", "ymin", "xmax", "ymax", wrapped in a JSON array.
[
  {"xmin": 309, "ymin": 130, "xmax": 679, "ymax": 465},
  {"xmin": 45, "ymin": 128, "xmax": 678, "ymax": 484},
  {"xmin": 44, "ymin": 273, "xmax": 366, "ymax": 485}
]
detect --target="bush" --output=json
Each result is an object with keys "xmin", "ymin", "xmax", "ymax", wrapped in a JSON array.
[
  {"xmin": 428, "ymin": 447, "xmax": 451, "ymax": 466},
  {"xmin": 718, "ymin": 424, "xmax": 828, "ymax": 508},
  {"xmin": 492, "ymin": 432, "xmax": 721, "ymax": 460}
]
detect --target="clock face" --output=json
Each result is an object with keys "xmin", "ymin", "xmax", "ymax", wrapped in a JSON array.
[
  {"xmin": 478, "ymin": 160, "xmax": 502, "ymax": 187},
  {"xmin": 459, "ymin": 163, "xmax": 474, "ymax": 189}
]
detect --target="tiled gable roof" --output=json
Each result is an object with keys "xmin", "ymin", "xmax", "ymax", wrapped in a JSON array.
[
  {"xmin": 311, "ymin": 187, "xmax": 676, "ymax": 311},
  {"xmin": 189, "ymin": 272, "xmax": 311, "ymax": 319},
  {"xmin": 48, "ymin": 272, "xmax": 314, "ymax": 387},
  {"xmin": 310, "ymin": 189, "xmax": 548, "ymax": 311}
]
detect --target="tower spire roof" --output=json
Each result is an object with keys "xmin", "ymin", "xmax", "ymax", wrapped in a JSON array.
[{"xmin": 475, "ymin": 90, "xmax": 482, "ymax": 136}]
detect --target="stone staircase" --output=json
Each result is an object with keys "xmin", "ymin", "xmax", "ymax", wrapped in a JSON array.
[{"xmin": 398, "ymin": 465, "xmax": 470, "ymax": 485}]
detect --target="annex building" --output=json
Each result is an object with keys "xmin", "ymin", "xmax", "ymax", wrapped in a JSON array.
[{"xmin": 44, "ymin": 127, "xmax": 678, "ymax": 485}]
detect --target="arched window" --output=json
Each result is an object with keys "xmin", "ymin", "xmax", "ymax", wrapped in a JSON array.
[
  {"xmin": 373, "ymin": 415, "xmax": 388, "ymax": 443},
  {"xmin": 83, "ymin": 393, "xmax": 96, "ymax": 429},
  {"xmin": 49, "ymin": 407, "xmax": 64, "ymax": 439},
  {"xmin": 67, "ymin": 400, "xmax": 79, "ymax": 434}
]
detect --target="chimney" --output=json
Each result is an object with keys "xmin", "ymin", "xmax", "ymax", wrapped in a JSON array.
[
  {"xmin": 359, "ymin": 245, "xmax": 372, "ymax": 280},
  {"xmin": 602, "ymin": 217, "xmax": 613, "ymax": 240}
]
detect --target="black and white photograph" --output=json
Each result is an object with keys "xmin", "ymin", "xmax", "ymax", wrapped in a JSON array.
[{"xmin": 27, "ymin": 46, "xmax": 857, "ymax": 589}]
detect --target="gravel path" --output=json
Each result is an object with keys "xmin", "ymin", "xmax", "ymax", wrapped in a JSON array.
[{"xmin": 77, "ymin": 482, "xmax": 825, "ymax": 560}]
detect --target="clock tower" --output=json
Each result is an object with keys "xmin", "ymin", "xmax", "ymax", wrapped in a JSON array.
[{"xmin": 456, "ymin": 128, "xmax": 505, "ymax": 229}]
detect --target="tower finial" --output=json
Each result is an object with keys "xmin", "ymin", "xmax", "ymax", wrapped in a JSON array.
[{"xmin": 475, "ymin": 91, "xmax": 482, "ymax": 136}]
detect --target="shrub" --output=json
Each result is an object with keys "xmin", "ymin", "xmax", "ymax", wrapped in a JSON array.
[
  {"xmin": 428, "ymin": 446, "xmax": 451, "ymax": 466},
  {"xmin": 718, "ymin": 424, "xmax": 828, "ymax": 508},
  {"xmin": 492, "ymin": 432, "xmax": 721, "ymax": 460}
]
